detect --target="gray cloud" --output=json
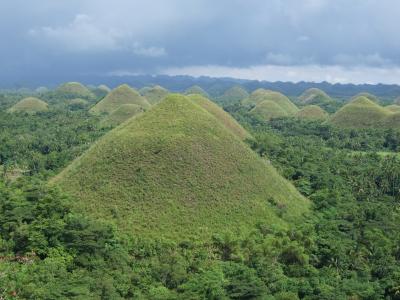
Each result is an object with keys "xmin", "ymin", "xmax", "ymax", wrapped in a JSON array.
[{"xmin": 1, "ymin": 0, "xmax": 400, "ymax": 85}]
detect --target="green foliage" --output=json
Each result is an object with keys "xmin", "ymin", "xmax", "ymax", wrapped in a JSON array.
[{"xmin": 295, "ymin": 105, "xmax": 328, "ymax": 120}]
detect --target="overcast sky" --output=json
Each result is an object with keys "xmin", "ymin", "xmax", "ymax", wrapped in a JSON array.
[{"xmin": 1, "ymin": 0, "xmax": 400, "ymax": 85}]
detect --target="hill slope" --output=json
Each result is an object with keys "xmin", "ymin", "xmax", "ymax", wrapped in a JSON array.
[
  {"xmin": 243, "ymin": 89, "xmax": 298, "ymax": 114},
  {"xmin": 140, "ymin": 85, "xmax": 169, "ymax": 105},
  {"xmin": 385, "ymin": 105, "xmax": 400, "ymax": 113},
  {"xmin": 187, "ymin": 94, "xmax": 251, "ymax": 140},
  {"xmin": 351, "ymin": 92, "xmax": 379, "ymax": 103},
  {"xmin": 298, "ymin": 88, "xmax": 331, "ymax": 104},
  {"xmin": 328, "ymin": 96, "xmax": 389, "ymax": 128},
  {"xmin": 100, "ymin": 104, "xmax": 144, "ymax": 127},
  {"xmin": 250, "ymin": 100, "xmax": 289, "ymax": 120},
  {"xmin": 90, "ymin": 84, "xmax": 150, "ymax": 114},
  {"xmin": 7, "ymin": 97, "xmax": 48, "ymax": 113},
  {"xmin": 52, "ymin": 94, "xmax": 308, "ymax": 240},
  {"xmin": 217, "ymin": 85, "xmax": 249, "ymax": 103},
  {"xmin": 295, "ymin": 105, "xmax": 328, "ymax": 120}
]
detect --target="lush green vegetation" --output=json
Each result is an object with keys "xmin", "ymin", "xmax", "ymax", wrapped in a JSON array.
[
  {"xmin": 140, "ymin": 85, "xmax": 169, "ymax": 105},
  {"xmin": 2, "ymin": 87, "xmax": 400, "ymax": 299},
  {"xmin": 295, "ymin": 105, "xmax": 328, "ymax": 120},
  {"xmin": 7, "ymin": 97, "xmax": 49, "ymax": 114},
  {"xmin": 243, "ymin": 89, "xmax": 299, "ymax": 115}
]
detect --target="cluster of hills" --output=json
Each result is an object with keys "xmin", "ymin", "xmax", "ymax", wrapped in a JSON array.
[{"xmin": 51, "ymin": 93, "xmax": 308, "ymax": 239}]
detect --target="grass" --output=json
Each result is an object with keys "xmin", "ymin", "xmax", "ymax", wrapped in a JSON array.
[
  {"xmin": 298, "ymin": 88, "xmax": 331, "ymax": 104},
  {"xmin": 250, "ymin": 100, "xmax": 289, "ymax": 120},
  {"xmin": 351, "ymin": 92, "xmax": 379, "ymax": 103},
  {"xmin": 140, "ymin": 85, "xmax": 169, "ymax": 105},
  {"xmin": 7, "ymin": 97, "xmax": 48, "ymax": 113},
  {"xmin": 187, "ymin": 94, "xmax": 252, "ymax": 140},
  {"xmin": 98, "ymin": 84, "xmax": 111, "ymax": 93},
  {"xmin": 385, "ymin": 105, "xmax": 400, "ymax": 113},
  {"xmin": 295, "ymin": 105, "xmax": 328, "ymax": 120},
  {"xmin": 52, "ymin": 94, "xmax": 308, "ymax": 240},
  {"xmin": 56, "ymin": 82, "xmax": 95, "ymax": 99},
  {"xmin": 90, "ymin": 84, "xmax": 150, "ymax": 114},
  {"xmin": 184, "ymin": 85, "xmax": 209, "ymax": 97},
  {"xmin": 100, "ymin": 104, "xmax": 144, "ymax": 127},
  {"xmin": 328, "ymin": 96, "xmax": 390, "ymax": 128},
  {"xmin": 243, "ymin": 89, "xmax": 299, "ymax": 114}
]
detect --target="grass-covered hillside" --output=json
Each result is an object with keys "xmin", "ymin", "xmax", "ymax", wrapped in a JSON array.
[
  {"xmin": 386, "ymin": 104, "xmax": 400, "ymax": 113},
  {"xmin": 140, "ymin": 85, "xmax": 169, "ymax": 104},
  {"xmin": 351, "ymin": 92, "xmax": 380, "ymax": 103},
  {"xmin": 52, "ymin": 94, "xmax": 308, "ymax": 240},
  {"xmin": 217, "ymin": 85, "xmax": 249, "ymax": 104},
  {"xmin": 7, "ymin": 97, "xmax": 48, "ymax": 114},
  {"xmin": 100, "ymin": 104, "xmax": 144, "ymax": 127},
  {"xmin": 250, "ymin": 100, "xmax": 289, "ymax": 120},
  {"xmin": 295, "ymin": 105, "xmax": 328, "ymax": 120},
  {"xmin": 90, "ymin": 84, "xmax": 150, "ymax": 114}
]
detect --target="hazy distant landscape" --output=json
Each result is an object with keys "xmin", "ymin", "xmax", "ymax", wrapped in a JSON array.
[{"xmin": 2, "ymin": 1, "xmax": 400, "ymax": 299}]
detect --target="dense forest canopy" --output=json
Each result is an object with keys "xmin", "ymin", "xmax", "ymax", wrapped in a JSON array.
[{"xmin": 1, "ymin": 85, "xmax": 400, "ymax": 299}]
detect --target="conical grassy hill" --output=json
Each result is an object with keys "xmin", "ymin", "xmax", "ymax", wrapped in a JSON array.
[
  {"xmin": 52, "ymin": 94, "xmax": 308, "ymax": 240},
  {"xmin": 217, "ymin": 85, "xmax": 249, "ymax": 103},
  {"xmin": 56, "ymin": 82, "xmax": 95, "ymax": 99},
  {"xmin": 187, "ymin": 94, "xmax": 252, "ymax": 140},
  {"xmin": 385, "ymin": 105, "xmax": 400, "ymax": 113},
  {"xmin": 298, "ymin": 88, "xmax": 331, "ymax": 104},
  {"xmin": 250, "ymin": 100, "xmax": 289, "ymax": 120},
  {"xmin": 7, "ymin": 97, "xmax": 48, "ymax": 113},
  {"xmin": 328, "ymin": 96, "xmax": 389, "ymax": 128},
  {"xmin": 295, "ymin": 105, "xmax": 328, "ymax": 120},
  {"xmin": 140, "ymin": 85, "xmax": 169, "ymax": 105},
  {"xmin": 100, "ymin": 104, "xmax": 144, "ymax": 127},
  {"xmin": 243, "ymin": 89, "xmax": 298, "ymax": 114},
  {"xmin": 90, "ymin": 84, "xmax": 150, "ymax": 114},
  {"xmin": 351, "ymin": 92, "xmax": 379, "ymax": 103}
]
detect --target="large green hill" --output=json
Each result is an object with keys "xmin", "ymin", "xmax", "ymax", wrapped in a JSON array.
[
  {"xmin": 351, "ymin": 92, "xmax": 379, "ymax": 103},
  {"xmin": 328, "ymin": 96, "xmax": 389, "ymax": 128},
  {"xmin": 217, "ymin": 85, "xmax": 249, "ymax": 103},
  {"xmin": 7, "ymin": 97, "xmax": 49, "ymax": 114},
  {"xmin": 90, "ymin": 84, "xmax": 150, "ymax": 114},
  {"xmin": 140, "ymin": 85, "xmax": 169, "ymax": 105},
  {"xmin": 243, "ymin": 89, "xmax": 298, "ymax": 115},
  {"xmin": 184, "ymin": 85, "xmax": 209, "ymax": 97},
  {"xmin": 52, "ymin": 94, "xmax": 308, "ymax": 240}
]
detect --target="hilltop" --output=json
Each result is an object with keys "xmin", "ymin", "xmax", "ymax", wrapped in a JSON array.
[
  {"xmin": 52, "ymin": 94, "xmax": 308, "ymax": 240},
  {"xmin": 100, "ymin": 104, "xmax": 144, "ymax": 127},
  {"xmin": 7, "ymin": 97, "xmax": 48, "ymax": 113},
  {"xmin": 187, "ymin": 94, "xmax": 251, "ymax": 140},
  {"xmin": 90, "ymin": 84, "xmax": 150, "ymax": 114},
  {"xmin": 385, "ymin": 104, "xmax": 400, "ymax": 113},
  {"xmin": 298, "ymin": 88, "xmax": 332, "ymax": 104},
  {"xmin": 250, "ymin": 100, "xmax": 289, "ymax": 120},
  {"xmin": 217, "ymin": 85, "xmax": 249, "ymax": 103},
  {"xmin": 328, "ymin": 96, "xmax": 389, "ymax": 128},
  {"xmin": 184, "ymin": 85, "xmax": 209, "ymax": 97},
  {"xmin": 140, "ymin": 85, "xmax": 169, "ymax": 105},
  {"xmin": 55, "ymin": 82, "xmax": 95, "ymax": 99},
  {"xmin": 295, "ymin": 105, "xmax": 328, "ymax": 120},
  {"xmin": 243, "ymin": 89, "xmax": 298, "ymax": 114},
  {"xmin": 351, "ymin": 92, "xmax": 379, "ymax": 103}
]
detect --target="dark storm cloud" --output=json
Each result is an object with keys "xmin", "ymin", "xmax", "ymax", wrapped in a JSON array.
[{"xmin": 1, "ymin": 0, "xmax": 400, "ymax": 85}]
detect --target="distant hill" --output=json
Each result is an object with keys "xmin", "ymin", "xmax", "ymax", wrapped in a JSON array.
[
  {"xmin": 295, "ymin": 105, "xmax": 328, "ymax": 120},
  {"xmin": 184, "ymin": 85, "xmax": 209, "ymax": 97},
  {"xmin": 55, "ymin": 82, "xmax": 95, "ymax": 99},
  {"xmin": 67, "ymin": 98, "xmax": 89, "ymax": 110},
  {"xmin": 385, "ymin": 105, "xmax": 400, "ymax": 113},
  {"xmin": 244, "ymin": 89, "xmax": 298, "ymax": 113},
  {"xmin": 351, "ymin": 92, "xmax": 379, "ymax": 103},
  {"xmin": 187, "ymin": 94, "xmax": 251, "ymax": 140},
  {"xmin": 7, "ymin": 97, "xmax": 48, "ymax": 113},
  {"xmin": 298, "ymin": 88, "xmax": 332, "ymax": 104},
  {"xmin": 328, "ymin": 96, "xmax": 389, "ymax": 128},
  {"xmin": 90, "ymin": 84, "xmax": 150, "ymax": 114},
  {"xmin": 98, "ymin": 84, "xmax": 111, "ymax": 93},
  {"xmin": 140, "ymin": 85, "xmax": 169, "ymax": 105},
  {"xmin": 216, "ymin": 85, "xmax": 249, "ymax": 103},
  {"xmin": 100, "ymin": 104, "xmax": 144, "ymax": 127},
  {"xmin": 52, "ymin": 94, "xmax": 308, "ymax": 240}
]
